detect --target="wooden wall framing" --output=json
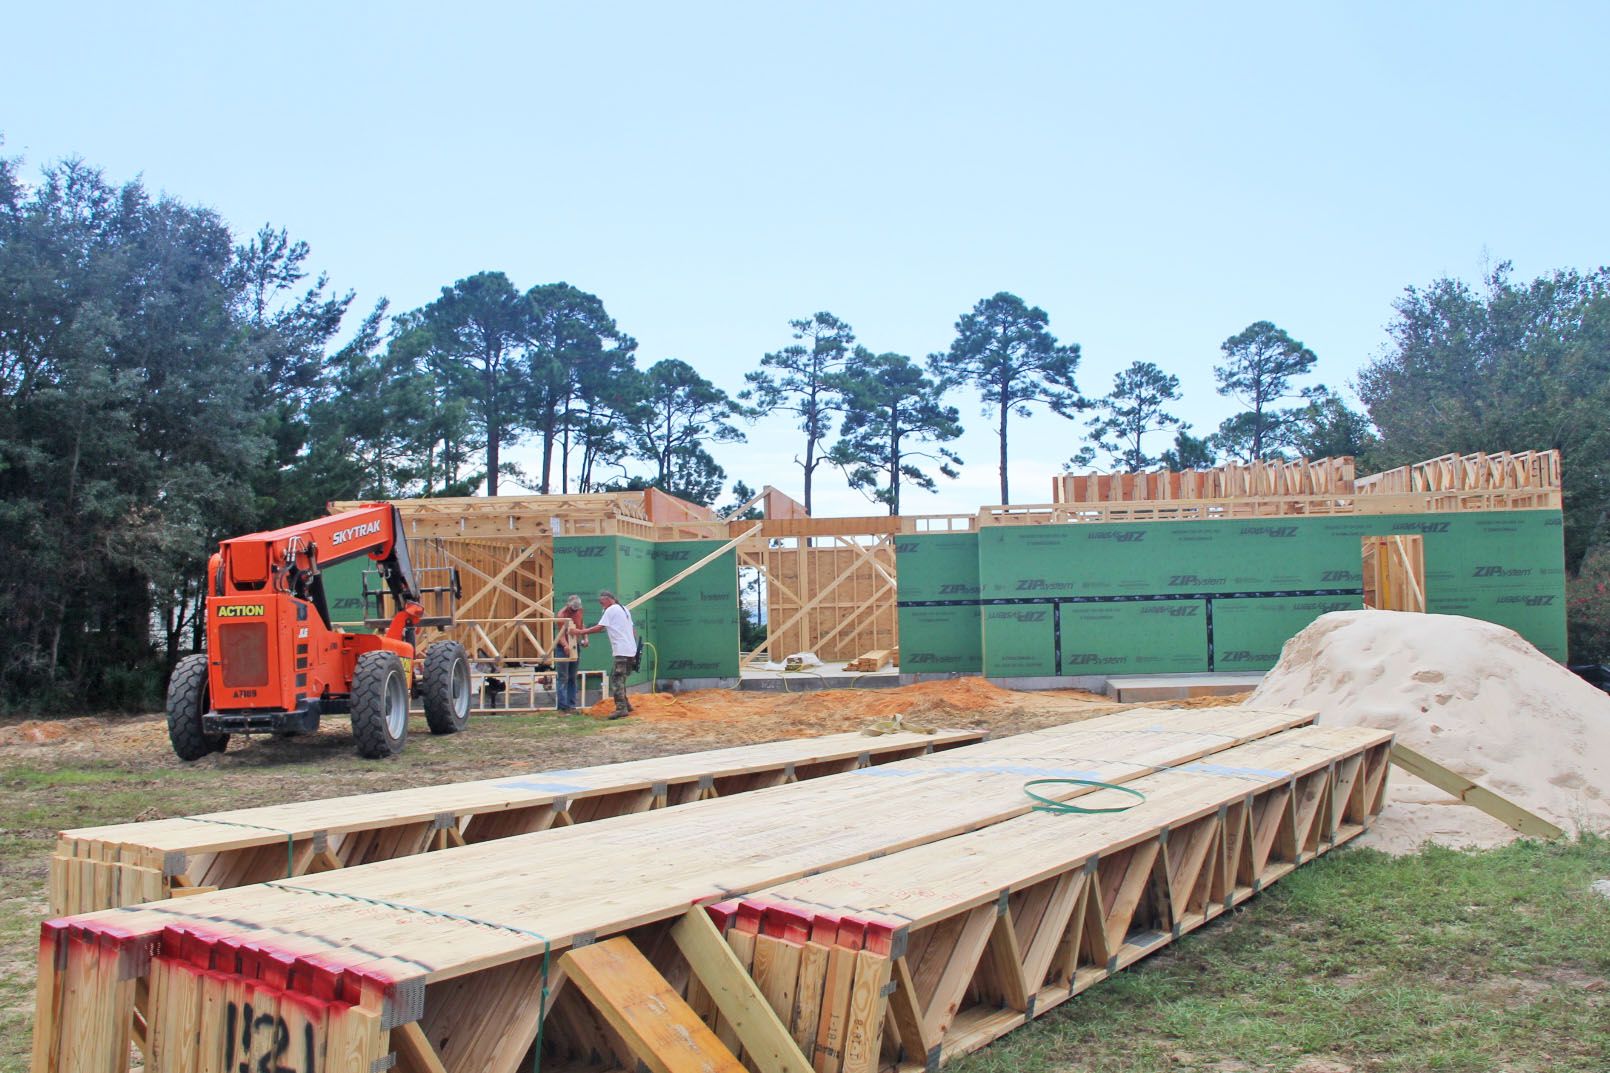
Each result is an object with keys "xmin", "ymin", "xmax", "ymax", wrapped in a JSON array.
[
  {"xmin": 1362, "ymin": 535, "xmax": 1426, "ymax": 613},
  {"xmin": 743, "ymin": 535, "xmax": 898, "ymax": 664},
  {"xmin": 408, "ymin": 537, "xmax": 554, "ymax": 660}
]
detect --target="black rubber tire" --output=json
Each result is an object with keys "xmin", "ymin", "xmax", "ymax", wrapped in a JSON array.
[
  {"xmin": 350, "ymin": 651, "xmax": 409, "ymax": 759},
  {"xmin": 422, "ymin": 641, "xmax": 471, "ymax": 735},
  {"xmin": 166, "ymin": 653, "xmax": 228, "ymax": 761}
]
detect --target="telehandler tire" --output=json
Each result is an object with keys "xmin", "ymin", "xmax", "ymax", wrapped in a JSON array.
[
  {"xmin": 351, "ymin": 651, "xmax": 409, "ymax": 759},
  {"xmin": 422, "ymin": 641, "xmax": 471, "ymax": 734},
  {"xmin": 167, "ymin": 653, "xmax": 228, "ymax": 761}
]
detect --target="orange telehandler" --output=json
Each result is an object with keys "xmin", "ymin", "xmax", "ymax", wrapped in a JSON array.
[{"xmin": 165, "ymin": 503, "xmax": 471, "ymax": 760}]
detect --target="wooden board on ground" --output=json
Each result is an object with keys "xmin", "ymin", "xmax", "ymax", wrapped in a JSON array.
[
  {"xmin": 49, "ymin": 728, "xmax": 981, "ymax": 916},
  {"xmin": 1389, "ymin": 742, "xmax": 1564, "ymax": 840},
  {"xmin": 846, "ymin": 650, "xmax": 894, "ymax": 673}
]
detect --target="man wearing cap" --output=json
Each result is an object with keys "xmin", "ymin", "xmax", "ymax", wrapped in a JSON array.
[{"xmin": 579, "ymin": 589, "xmax": 636, "ymax": 719}]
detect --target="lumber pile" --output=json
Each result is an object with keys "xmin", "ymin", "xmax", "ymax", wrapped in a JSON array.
[
  {"xmin": 1016, "ymin": 449, "xmax": 1561, "ymax": 526},
  {"xmin": 846, "ymin": 648, "xmax": 897, "ymax": 672},
  {"xmin": 30, "ymin": 707, "xmax": 1389, "ymax": 1073},
  {"xmin": 1355, "ymin": 449, "xmax": 1561, "ymax": 497},
  {"xmin": 1052, "ymin": 457, "xmax": 1356, "ymax": 505},
  {"xmin": 49, "ymin": 729, "xmax": 980, "ymax": 916}
]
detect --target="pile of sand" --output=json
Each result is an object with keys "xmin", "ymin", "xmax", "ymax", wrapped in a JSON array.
[{"xmin": 1250, "ymin": 610, "xmax": 1610, "ymax": 853}]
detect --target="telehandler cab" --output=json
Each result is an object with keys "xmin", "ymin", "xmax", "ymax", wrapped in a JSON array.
[{"xmin": 165, "ymin": 503, "xmax": 470, "ymax": 759}]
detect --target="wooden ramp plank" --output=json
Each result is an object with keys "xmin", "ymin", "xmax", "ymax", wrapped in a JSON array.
[
  {"xmin": 1389, "ymin": 743, "xmax": 1564, "ymax": 840},
  {"xmin": 561, "ymin": 937, "xmax": 745, "ymax": 1073}
]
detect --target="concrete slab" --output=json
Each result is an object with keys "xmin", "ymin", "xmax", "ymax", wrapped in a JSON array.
[
  {"xmin": 976, "ymin": 675, "xmax": 1110, "ymax": 693},
  {"xmin": 1104, "ymin": 672, "xmax": 1263, "ymax": 703},
  {"xmin": 740, "ymin": 659, "xmax": 901, "ymax": 691}
]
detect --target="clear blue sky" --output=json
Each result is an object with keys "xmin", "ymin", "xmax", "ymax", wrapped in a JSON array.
[{"xmin": 5, "ymin": 2, "xmax": 1607, "ymax": 515}]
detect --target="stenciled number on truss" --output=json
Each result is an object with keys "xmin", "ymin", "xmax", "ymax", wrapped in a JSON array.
[{"xmin": 223, "ymin": 1001, "xmax": 316, "ymax": 1073}]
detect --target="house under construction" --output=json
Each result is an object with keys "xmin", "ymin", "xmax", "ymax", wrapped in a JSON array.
[{"xmin": 326, "ymin": 449, "xmax": 1567, "ymax": 692}]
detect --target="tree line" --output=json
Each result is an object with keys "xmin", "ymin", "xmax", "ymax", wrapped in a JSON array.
[{"xmin": 3, "ymin": 150, "xmax": 1608, "ymax": 707}]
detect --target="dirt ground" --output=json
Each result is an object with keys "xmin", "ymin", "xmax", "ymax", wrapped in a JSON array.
[{"xmin": 0, "ymin": 677, "xmax": 1245, "ymax": 777}]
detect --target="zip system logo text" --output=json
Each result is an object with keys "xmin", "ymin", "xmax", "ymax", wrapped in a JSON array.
[{"xmin": 1473, "ymin": 565, "xmax": 1533, "ymax": 578}]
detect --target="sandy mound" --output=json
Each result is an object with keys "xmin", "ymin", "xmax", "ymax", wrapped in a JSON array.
[{"xmin": 1249, "ymin": 610, "xmax": 1610, "ymax": 853}]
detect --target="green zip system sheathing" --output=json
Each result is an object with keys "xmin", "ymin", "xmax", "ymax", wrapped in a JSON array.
[
  {"xmin": 895, "ymin": 531, "xmax": 983, "ymax": 672},
  {"xmin": 649, "ymin": 539, "xmax": 742, "ymax": 679},
  {"xmin": 318, "ymin": 557, "xmax": 376, "ymax": 630},
  {"xmin": 897, "ymin": 510, "xmax": 1565, "ymax": 676},
  {"xmin": 554, "ymin": 534, "xmax": 740, "ymax": 683}
]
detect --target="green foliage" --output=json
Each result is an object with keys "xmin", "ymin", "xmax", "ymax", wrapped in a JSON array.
[
  {"xmin": 1289, "ymin": 385, "xmax": 1379, "ymax": 465},
  {"xmin": 741, "ymin": 312, "xmax": 855, "ymax": 514},
  {"xmin": 722, "ymin": 480, "xmax": 765, "ymax": 520},
  {"xmin": 1357, "ymin": 263, "xmax": 1610, "ymax": 571},
  {"xmin": 933, "ymin": 292, "xmax": 1082, "ymax": 503},
  {"xmin": 524, "ymin": 282, "xmax": 637, "ymax": 493},
  {"xmin": 827, "ymin": 350, "xmax": 962, "ymax": 515},
  {"xmin": 1213, "ymin": 320, "xmax": 1318, "ymax": 460},
  {"xmin": 623, "ymin": 358, "xmax": 745, "ymax": 506},
  {"xmin": 0, "ymin": 159, "xmax": 280, "ymax": 706},
  {"xmin": 1159, "ymin": 427, "xmax": 1217, "ymax": 470},
  {"xmin": 414, "ymin": 271, "xmax": 529, "ymax": 494},
  {"xmin": 1074, "ymin": 361, "xmax": 1183, "ymax": 472},
  {"xmin": 299, "ymin": 301, "xmax": 469, "ymax": 502},
  {"xmin": 1566, "ymin": 545, "xmax": 1610, "ymax": 663}
]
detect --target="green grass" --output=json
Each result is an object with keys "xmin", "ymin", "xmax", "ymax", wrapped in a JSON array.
[{"xmin": 951, "ymin": 837, "xmax": 1610, "ymax": 1073}]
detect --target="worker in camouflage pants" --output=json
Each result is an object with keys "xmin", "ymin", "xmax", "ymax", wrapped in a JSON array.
[{"xmin": 580, "ymin": 589, "xmax": 637, "ymax": 719}]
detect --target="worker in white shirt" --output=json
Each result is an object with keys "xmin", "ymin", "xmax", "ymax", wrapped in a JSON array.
[{"xmin": 578, "ymin": 589, "xmax": 637, "ymax": 718}]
